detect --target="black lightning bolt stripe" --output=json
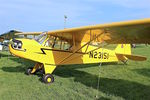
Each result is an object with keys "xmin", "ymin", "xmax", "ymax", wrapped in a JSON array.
[{"xmin": 41, "ymin": 48, "xmax": 46, "ymax": 54}]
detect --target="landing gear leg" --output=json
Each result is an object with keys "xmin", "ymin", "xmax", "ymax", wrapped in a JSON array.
[
  {"xmin": 42, "ymin": 64, "xmax": 56, "ymax": 84},
  {"xmin": 26, "ymin": 63, "xmax": 43, "ymax": 75}
]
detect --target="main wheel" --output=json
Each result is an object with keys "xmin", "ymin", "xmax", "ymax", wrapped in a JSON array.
[
  {"xmin": 26, "ymin": 68, "xmax": 33, "ymax": 75},
  {"xmin": 43, "ymin": 74, "xmax": 54, "ymax": 84}
]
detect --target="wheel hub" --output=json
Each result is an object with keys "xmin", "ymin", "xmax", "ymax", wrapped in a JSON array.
[{"xmin": 47, "ymin": 78, "xmax": 51, "ymax": 82}]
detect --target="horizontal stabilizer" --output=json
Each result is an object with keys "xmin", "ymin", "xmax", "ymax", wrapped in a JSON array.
[{"xmin": 116, "ymin": 53, "xmax": 147, "ymax": 61}]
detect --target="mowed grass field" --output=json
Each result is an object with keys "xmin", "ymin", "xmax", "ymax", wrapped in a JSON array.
[{"xmin": 0, "ymin": 45, "xmax": 150, "ymax": 100}]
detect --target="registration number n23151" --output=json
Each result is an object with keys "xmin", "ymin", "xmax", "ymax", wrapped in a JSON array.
[{"xmin": 89, "ymin": 51, "xmax": 109, "ymax": 59}]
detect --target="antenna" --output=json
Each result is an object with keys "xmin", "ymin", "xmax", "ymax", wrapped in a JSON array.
[{"xmin": 64, "ymin": 15, "xmax": 67, "ymax": 29}]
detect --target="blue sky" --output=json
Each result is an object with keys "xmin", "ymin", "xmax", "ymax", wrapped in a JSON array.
[{"xmin": 0, "ymin": 0, "xmax": 150, "ymax": 34}]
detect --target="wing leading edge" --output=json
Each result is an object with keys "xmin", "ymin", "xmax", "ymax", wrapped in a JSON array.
[{"xmin": 16, "ymin": 18, "xmax": 150, "ymax": 44}]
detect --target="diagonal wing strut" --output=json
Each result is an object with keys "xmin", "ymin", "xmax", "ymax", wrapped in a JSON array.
[{"xmin": 58, "ymin": 30, "xmax": 105, "ymax": 64}]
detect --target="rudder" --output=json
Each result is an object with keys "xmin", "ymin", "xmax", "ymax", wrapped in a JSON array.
[
  {"xmin": 115, "ymin": 44, "xmax": 131, "ymax": 55},
  {"xmin": 115, "ymin": 44, "xmax": 146, "ymax": 61}
]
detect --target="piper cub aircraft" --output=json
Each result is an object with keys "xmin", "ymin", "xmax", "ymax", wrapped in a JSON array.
[{"xmin": 9, "ymin": 18, "xmax": 150, "ymax": 84}]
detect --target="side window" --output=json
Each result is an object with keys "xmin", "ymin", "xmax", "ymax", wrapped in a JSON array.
[
  {"xmin": 62, "ymin": 41, "xmax": 71, "ymax": 50},
  {"xmin": 44, "ymin": 36, "xmax": 71, "ymax": 50},
  {"xmin": 54, "ymin": 38, "xmax": 61, "ymax": 49}
]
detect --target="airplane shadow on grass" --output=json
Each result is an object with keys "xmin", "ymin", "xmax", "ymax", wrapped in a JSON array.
[
  {"xmin": 2, "ymin": 57, "xmax": 150, "ymax": 99},
  {"xmin": 54, "ymin": 65, "xmax": 150, "ymax": 100},
  {"xmin": 2, "ymin": 57, "xmax": 120, "ymax": 73},
  {"xmin": 0, "ymin": 53, "xmax": 13, "ymax": 58},
  {"xmin": 1, "ymin": 57, "xmax": 35, "ymax": 73}
]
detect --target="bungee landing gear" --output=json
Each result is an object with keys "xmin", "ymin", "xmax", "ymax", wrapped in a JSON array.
[{"xmin": 26, "ymin": 63, "xmax": 56, "ymax": 84}]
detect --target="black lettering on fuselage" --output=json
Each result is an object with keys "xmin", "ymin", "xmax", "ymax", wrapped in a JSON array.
[
  {"xmin": 89, "ymin": 52, "xmax": 93, "ymax": 58},
  {"xmin": 89, "ymin": 51, "xmax": 109, "ymax": 59},
  {"xmin": 94, "ymin": 52, "xmax": 97, "ymax": 58},
  {"xmin": 104, "ymin": 53, "xmax": 107, "ymax": 59},
  {"xmin": 98, "ymin": 52, "xmax": 102, "ymax": 59}
]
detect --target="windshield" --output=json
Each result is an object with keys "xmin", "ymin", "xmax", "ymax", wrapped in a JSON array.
[{"xmin": 34, "ymin": 32, "xmax": 47, "ymax": 44}]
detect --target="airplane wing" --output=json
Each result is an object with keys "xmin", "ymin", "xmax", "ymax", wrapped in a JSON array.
[{"xmin": 15, "ymin": 18, "xmax": 150, "ymax": 44}]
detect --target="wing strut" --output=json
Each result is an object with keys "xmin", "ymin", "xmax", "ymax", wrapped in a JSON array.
[
  {"xmin": 86, "ymin": 38, "xmax": 123, "ymax": 54},
  {"xmin": 58, "ymin": 30, "xmax": 105, "ymax": 64}
]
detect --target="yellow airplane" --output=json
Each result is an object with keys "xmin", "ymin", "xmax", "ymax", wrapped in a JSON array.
[{"xmin": 9, "ymin": 18, "xmax": 150, "ymax": 84}]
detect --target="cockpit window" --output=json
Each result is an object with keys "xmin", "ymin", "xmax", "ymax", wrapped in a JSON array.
[
  {"xmin": 35, "ymin": 32, "xmax": 71, "ymax": 50},
  {"xmin": 44, "ymin": 36, "xmax": 55, "ymax": 47},
  {"xmin": 44, "ymin": 36, "xmax": 71, "ymax": 50},
  {"xmin": 35, "ymin": 32, "xmax": 47, "ymax": 44}
]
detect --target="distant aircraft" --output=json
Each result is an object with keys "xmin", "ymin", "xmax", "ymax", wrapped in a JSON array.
[
  {"xmin": 0, "ymin": 30, "xmax": 21, "ymax": 40},
  {"xmin": 9, "ymin": 18, "xmax": 150, "ymax": 84},
  {"xmin": 0, "ymin": 30, "xmax": 22, "ymax": 51},
  {"xmin": 0, "ymin": 36, "xmax": 4, "ymax": 42}
]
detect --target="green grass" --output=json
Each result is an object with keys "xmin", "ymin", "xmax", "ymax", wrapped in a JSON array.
[{"xmin": 0, "ymin": 44, "xmax": 150, "ymax": 100}]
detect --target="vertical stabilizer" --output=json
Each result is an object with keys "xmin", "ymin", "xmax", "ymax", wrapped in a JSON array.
[{"xmin": 115, "ymin": 44, "xmax": 131, "ymax": 55}]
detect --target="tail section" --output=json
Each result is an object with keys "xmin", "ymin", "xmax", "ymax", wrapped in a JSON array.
[
  {"xmin": 115, "ymin": 44, "xmax": 131, "ymax": 55},
  {"xmin": 115, "ymin": 44, "xmax": 146, "ymax": 61}
]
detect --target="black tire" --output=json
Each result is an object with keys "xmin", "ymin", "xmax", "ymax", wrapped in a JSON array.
[
  {"xmin": 42, "ymin": 74, "xmax": 54, "ymax": 84},
  {"xmin": 26, "ymin": 68, "xmax": 32, "ymax": 75}
]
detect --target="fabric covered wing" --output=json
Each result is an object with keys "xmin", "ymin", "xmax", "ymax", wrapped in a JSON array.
[{"xmin": 16, "ymin": 18, "xmax": 150, "ymax": 44}]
